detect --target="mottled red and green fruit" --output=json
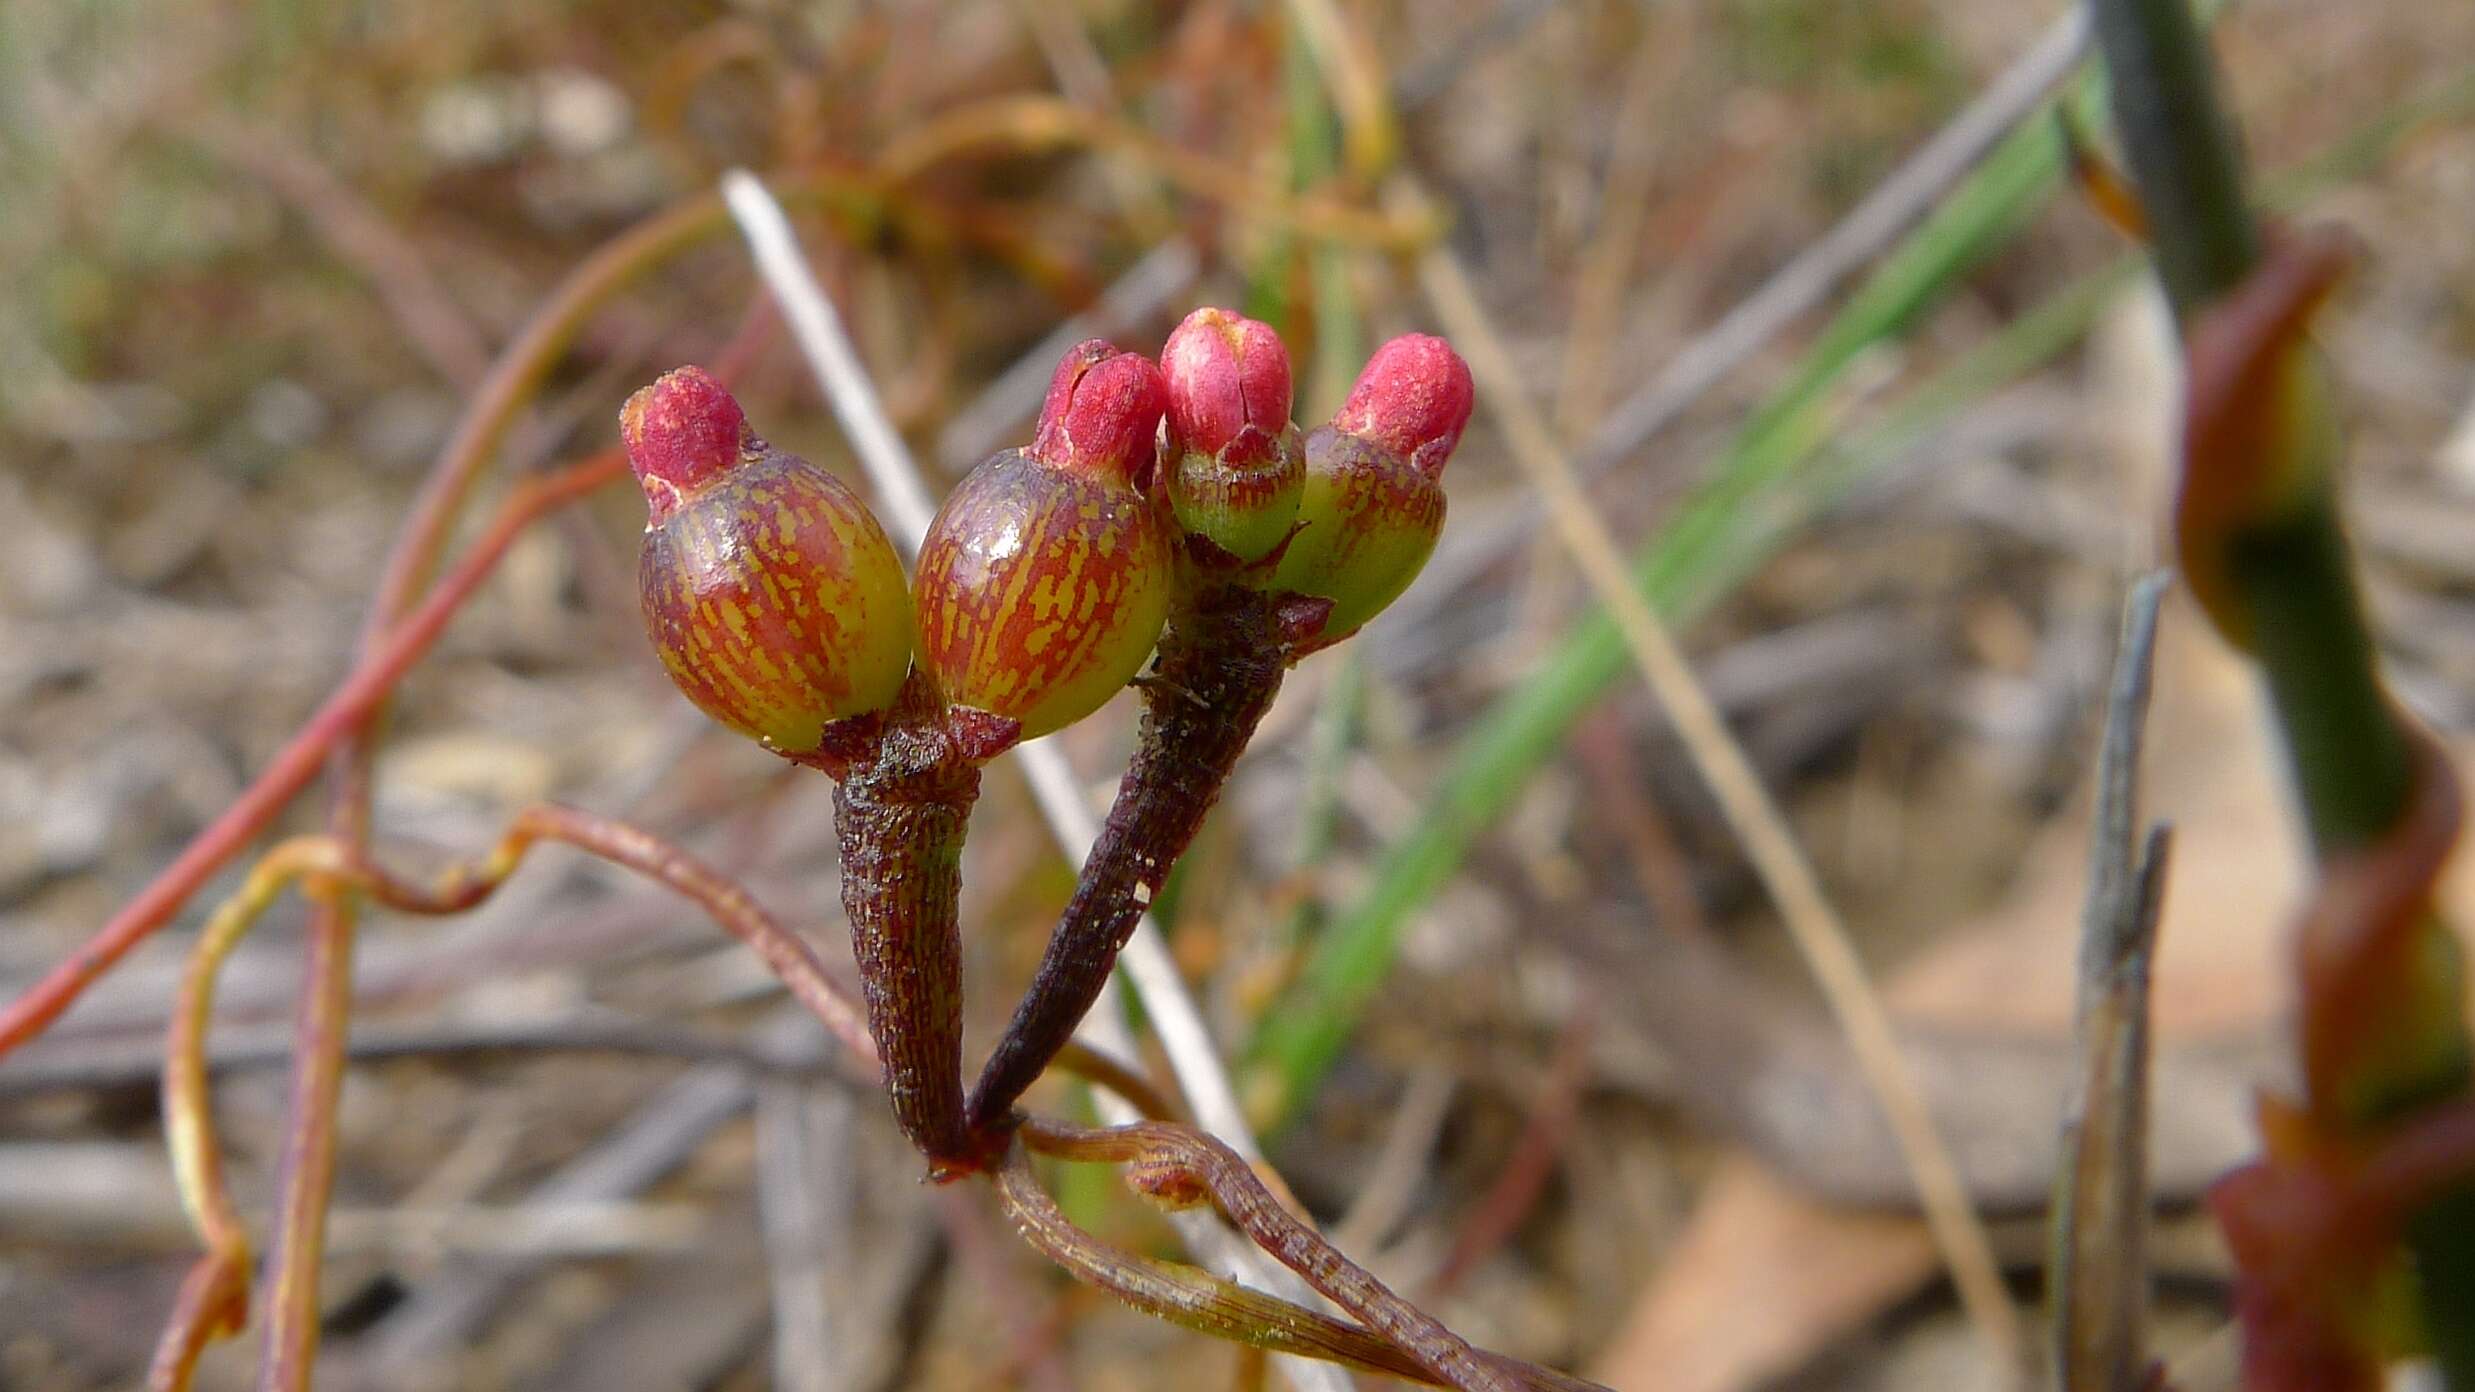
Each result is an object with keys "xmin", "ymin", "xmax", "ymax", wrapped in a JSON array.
[
  {"xmin": 626, "ymin": 366, "xmax": 914, "ymax": 754},
  {"xmin": 1272, "ymin": 333, "xmax": 1473, "ymax": 647},
  {"xmin": 1160, "ymin": 306, "xmax": 1303, "ymax": 564},
  {"xmin": 914, "ymin": 340, "xmax": 1173, "ymax": 740}
]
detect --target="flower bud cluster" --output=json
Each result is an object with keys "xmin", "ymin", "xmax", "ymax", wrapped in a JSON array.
[{"xmin": 623, "ymin": 317, "xmax": 1473, "ymax": 758}]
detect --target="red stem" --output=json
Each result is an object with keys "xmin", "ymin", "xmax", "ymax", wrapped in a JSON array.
[
  {"xmin": 255, "ymin": 296, "xmax": 796, "ymax": 1388},
  {"xmin": 254, "ymin": 886, "xmax": 353, "ymax": 1390},
  {"xmin": 1019, "ymin": 1118, "xmax": 1528, "ymax": 1392},
  {"xmin": 828, "ymin": 676, "xmax": 991, "ymax": 1173},
  {"xmin": 148, "ymin": 1255, "xmax": 249, "ymax": 1392},
  {"xmin": 991, "ymin": 1141, "xmax": 1604, "ymax": 1391},
  {"xmin": 0, "ymin": 452, "xmax": 625, "ymax": 1058},
  {"xmin": 968, "ymin": 584, "xmax": 1292, "ymax": 1131}
]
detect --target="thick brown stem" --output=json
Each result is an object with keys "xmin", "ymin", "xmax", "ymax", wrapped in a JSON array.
[
  {"xmin": 1018, "ymin": 1119, "xmax": 1542, "ymax": 1392},
  {"xmin": 992, "ymin": 1141, "xmax": 1605, "ymax": 1391},
  {"xmin": 968, "ymin": 585, "xmax": 1292, "ymax": 1132},
  {"xmin": 832, "ymin": 677, "xmax": 989, "ymax": 1173}
]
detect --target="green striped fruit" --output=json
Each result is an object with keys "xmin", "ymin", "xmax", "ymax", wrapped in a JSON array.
[
  {"xmin": 913, "ymin": 341, "xmax": 1172, "ymax": 740},
  {"xmin": 1273, "ymin": 334, "xmax": 1472, "ymax": 648},
  {"xmin": 627, "ymin": 367, "xmax": 913, "ymax": 755}
]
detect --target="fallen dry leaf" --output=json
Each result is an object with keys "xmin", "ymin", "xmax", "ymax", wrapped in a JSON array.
[
  {"xmin": 1591, "ymin": 1154, "xmax": 1940, "ymax": 1392},
  {"xmin": 1891, "ymin": 593, "xmax": 2299, "ymax": 1043}
]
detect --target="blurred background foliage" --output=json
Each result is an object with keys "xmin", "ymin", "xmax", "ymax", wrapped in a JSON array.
[{"xmin": 3, "ymin": 0, "xmax": 2475, "ymax": 1388}]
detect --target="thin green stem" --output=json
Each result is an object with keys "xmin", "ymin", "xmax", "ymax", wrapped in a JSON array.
[
  {"xmin": 2089, "ymin": 0, "xmax": 2412, "ymax": 857},
  {"xmin": 2229, "ymin": 513, "xmax": 2414, "ymax": 855},
  {"xmin": 2086, "ymin": 0, "xmax": 2475, "ymax": 1380},
  {"xmin": 2085, "ymin": 0, "xmax": 2257, "ymax": 318}
]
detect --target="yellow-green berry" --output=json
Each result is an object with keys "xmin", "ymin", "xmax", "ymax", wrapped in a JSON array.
[
  {"xmin": 628, "ymin": 367, "xmax": 913, "ymax": 754},
  {"xmin": 913, "ymin": 341, "xmax": 1173, "ymax": 739},
  {"xmin": 1272, "ymin": 334, "xmax": 1472, "ymax": 648}
]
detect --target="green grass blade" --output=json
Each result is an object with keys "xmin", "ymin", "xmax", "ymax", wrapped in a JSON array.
[
  {"xmin": 1243, "ymin": 59, "xmax": 2475, "ymax": 1126},
  {"xmin": 1245, "ymin": 106, "xmax": 2078, "ymax": 1121}
]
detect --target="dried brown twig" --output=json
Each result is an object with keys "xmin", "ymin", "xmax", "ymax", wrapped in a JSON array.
[
  {"xmin": 2050, "ymin": 572, "xmax": 2173, "ymax": 1392},
  {"xmin": 1003, "ymin": 1120, "xmax": 1611, "ymax": 1392}
]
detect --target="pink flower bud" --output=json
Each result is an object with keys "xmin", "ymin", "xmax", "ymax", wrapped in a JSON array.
[
  {"xmin": 1161, "ymin": 307, "xmax": 1292, "ymax": 460},
  {"xmin": 1157, "ymin": 309, "xmax": 1304, "ymax": 565},
  {"xmin": 621, "ymin": 366, "xmax": 751, "ymax": 523},
  {"xmin": 1030, "ymin": 339, "xmax": 1169, "ymax": 485},
  {"xmin": 1331, "ymin": 334, "xmax": 1474, "ymax": 479}
]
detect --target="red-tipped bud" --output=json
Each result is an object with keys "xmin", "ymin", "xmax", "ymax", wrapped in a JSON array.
[
  {"xmin": 1331, "ymin": 333, "xmax": 1474, "ymax": 479},
  {"xmin": 1160, "ymin": 309, "xmax": 1304, "ymax": 565},
  {"xmin": 1031, "ymin": 339, "xmax": 1169, "ymax": 486},
  {"xmin": 622, "ymin": 366, "xmax": 751, "ymax": 523},
  {"xmin": 1272, "ymin": 335, "xmax": 1470, "ymax": 649},
  {"xmin": 627, "ymin": 371, "xmax": 914, "ymax": 753},
  {"xmin": 1162, "ymin": 307, "xmax": 1292, "ymax": 460},
  {"xmin": 916, "ymin": 341, "xmax": 1174, "ymax": 740}
]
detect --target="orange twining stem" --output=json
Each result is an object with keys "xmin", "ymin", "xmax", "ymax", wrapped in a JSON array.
[{"xmin": 0, "ymin": 452, "xmax": 625, "ymax": 1060}]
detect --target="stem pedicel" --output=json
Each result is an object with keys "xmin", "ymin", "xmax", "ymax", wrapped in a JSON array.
[
  {"xmin": 626, "ymin": 344, "xmax": 1180, "ymax": 1174},
  {"xmin": 627, "ymin": 323, "xmax": 1475, "ymax": 1165},
  {"xmin": 130, "ymin": 304, "xmax": 1545, "ymax": 1388},
  {"xmin": 969, "ymin": 315, "xmax": 1474, "ymax": 1133}
]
